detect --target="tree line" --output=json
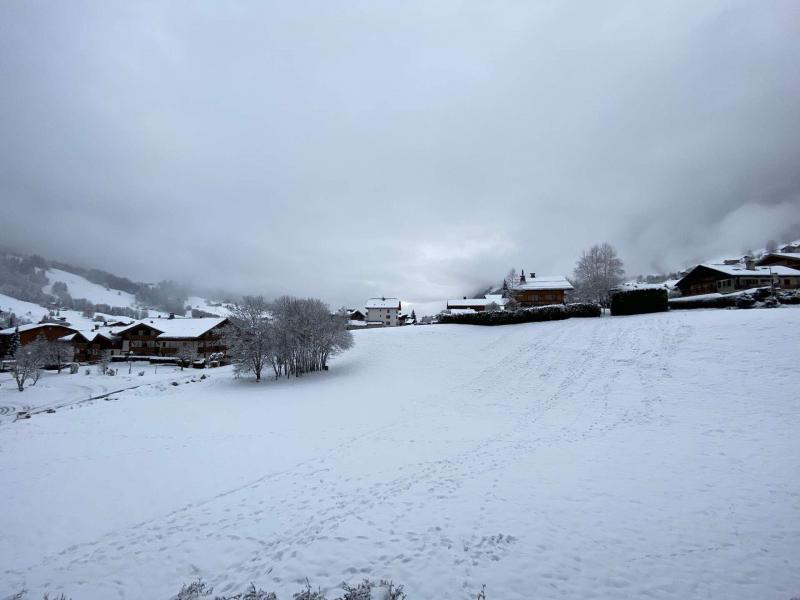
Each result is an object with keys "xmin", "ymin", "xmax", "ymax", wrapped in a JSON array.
[{"xmin": 223, "ymin": 295, "xmax": 353, "ymax": 382}]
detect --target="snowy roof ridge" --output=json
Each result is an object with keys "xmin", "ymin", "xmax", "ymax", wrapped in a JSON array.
[
  {"xmin": 508, "ymin": 275, "xmax": 574, "ymax": 291},
  {"xmin": 115, "ymin": 317, "xmax": 228, "ymax": 339},
  {"xmin": 0, "ymin": 322, "xmax": 77, "ymax": 335},
  {"xmin": 701, "ymin": 263, "xmax": 800, "ymax": 277},
  {"xmin": 366, "ymin": 297, "xmax": 401, "ymax": 309}
]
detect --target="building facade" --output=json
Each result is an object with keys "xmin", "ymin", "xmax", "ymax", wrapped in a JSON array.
[{"xmin": 365, "ymin": 297, "xmax": 401, "ymax": 326}]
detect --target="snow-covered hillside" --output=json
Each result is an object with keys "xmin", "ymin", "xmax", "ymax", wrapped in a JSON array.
[
  {"xmin": 0, "ymin": 292, "xmax": 49, "ymax": 322},
  {"xmin": 43, "ymin": 268, "xmax": 138, "ymax": 308},
  {"xmin": 1, "ymin": 309, "xmax": 799, "ymax": 599}
]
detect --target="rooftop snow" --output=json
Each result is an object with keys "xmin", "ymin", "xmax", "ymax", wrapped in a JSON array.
[
  {"xmin": 699, "ymin": 264, "xmax": 800, "ymax": 277},
  {"xmin": 115, "ymin": 317, "xmax": 228, "ymax": 339},
  {"xmin": 0, "ymin": 322, "xmax": 76, "ymax": 335},
  {"xmin": 509, "ymin": 275, "xmax": 574, "ymax": 291},
  {"xmin": 366, "ymin": 298, "xmax": 401, "ymax": 309}
]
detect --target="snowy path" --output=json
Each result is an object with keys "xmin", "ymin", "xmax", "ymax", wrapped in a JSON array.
[{"xmin": 1, "ymin": 309, "xmax": 799, "ymax": 599}]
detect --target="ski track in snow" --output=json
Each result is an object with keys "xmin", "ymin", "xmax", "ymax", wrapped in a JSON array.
[{"xmin": 1, "ymin": 310, "xmax": 799, "ymax": 599}]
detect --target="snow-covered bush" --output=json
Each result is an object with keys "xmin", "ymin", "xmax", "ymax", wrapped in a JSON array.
[
  {"xmin": 7, "ymin": 578, "xmax": 480, "ymax": 600},
  {"xmin": 69, "ymin": 363, "xmax": 79, "ymax": 374},
  {"xmin": 735, "ymin": 294, "xmax": 756, "ymax": 309},
  {"xmin": 439, "ymin": 302, "xmax": 600, "ymax": 326},
  {"xmin": 609, "ymin": 288, "xmax": 668, "ymax": 316}
]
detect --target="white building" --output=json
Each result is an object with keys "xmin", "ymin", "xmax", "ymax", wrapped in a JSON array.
[{"xmin": 365, "ymin": 297, "xmax": 401, "ymax": 327}]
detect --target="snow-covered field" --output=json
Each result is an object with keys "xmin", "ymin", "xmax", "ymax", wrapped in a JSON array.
[{"xmin": 1, "ymin": 309, "xmax": 799, "ymax": 599}]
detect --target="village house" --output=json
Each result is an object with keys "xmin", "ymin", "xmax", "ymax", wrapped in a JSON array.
[
  {"xmin": 506, "ymin": 271, "xmax": 573, "ymax": 307},
  {"xmin": 674, "ymin": 261, "xmax": 800, "ymax": 296},
  {"xmin": 60, "ymin": 328, "xmax": 122, "ymax": 363},
  {"xmin": 115, "ymin": 317, "xmax": 229, "ymax": 359},
  {"xmin": 756, "ymin": 252, "xmax": 800, "ymax": 270},
  {"xmin": 348, "ymin": 308, "xmax": 367, "ymax": 321},
  {"xmin": 365, "ymin": 297, "xmax": 401, "ymax": 326},
  {"xmin": 446, "ymin": 294, "xmax": 508, "ymax": 312},
  {"xmin": 0, "ymin": 322, "xmax": 77, "ymax": 358}
]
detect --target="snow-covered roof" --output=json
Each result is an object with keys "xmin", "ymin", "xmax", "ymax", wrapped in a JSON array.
[
  {"xmin": 0, "ymin": 322, "xmax": 76, "ymax": 335},
  {"xmin": 116, "ymin": 317, "xmax": 228, "ymax": 339},
  {"xmin": 699, "ymin": 264, "xmax": 800, "ymax": 277},
  {"xmin": 447, "ymin": 295, "xmax": 508, "ymax": 308},
  {"xmin": 509, "ymin": 275, "xmax": 574, "ymax": 291},
  {"xmin": 366, "ymin": 297, "xmax": 401, "ymax": 309},
  {"xmin": 761, "ymin": 252, "xmax": 800, "ymax": 261}
]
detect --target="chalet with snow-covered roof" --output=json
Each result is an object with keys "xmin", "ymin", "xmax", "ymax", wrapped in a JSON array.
[
  {"xmin": 756, "ymin": 252, "xmax": 800, "ymax": 270},
  {"xmin": 506, "ymin": 271, "xmax": 573, "ymax": 307},
  {"xmin": 115, "ymin": 317, "xmax": 229, "ymax": 359},
  {"xmin": 447, "ymin": 294, "xmax": 508, "ymax": 312},
  {"xmin": 348, "ymin": 308, "xmax": 367, "ymax": 321},
  {"xmin": 365, "ymin": 297, "xmax": 401, "ymax": 326},
  {"xmin": 674, "ymin": 263, "xmax": 800, "ymax": 296},
  {"xmin": 0, "ymin": 323, "xmax": 77, "ymax": 358},
  {"xmin": 60, "ymin": 330, "xmax": 120, "ymax": 362}
]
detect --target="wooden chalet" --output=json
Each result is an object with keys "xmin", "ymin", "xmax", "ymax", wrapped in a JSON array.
[
  {"xmin": 507, "ymin": 271, "xmax": 573, "ymax": 307},
  {"xmin": 674, "ymin": 263, "xmax": 800, "ymax": 296},
  {"xmin": 446, "ymin": 294, "xmax": 507, "ymax": 312},
  {"xmin": 61, "ymin": 330, "xmax": 120, "ymax": 363},
  {"xmin": 0, "ymin": 323, "xmax": 77, "ymax": 357},
  {"xmin": 756, "ymin": 252, "xmax": 800, "ymax": 270},
  {"xmin": 115, "ymin": 317, "xmax": 229, "ymax": 359}
]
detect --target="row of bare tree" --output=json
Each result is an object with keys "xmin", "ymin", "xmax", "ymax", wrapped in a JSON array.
[{"xmin": 222, "ymin": 295, "xmax": 353, "ymax": 382}]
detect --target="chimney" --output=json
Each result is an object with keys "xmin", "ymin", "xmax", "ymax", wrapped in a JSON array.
[
  {"xmin": 532, "ymin": 272, "xmax": 536, "ymax": 278},
  {"xmin": 168, "ymin": 312, "xmax": 175, "ymax": 320},
  {"xmin": 744, "ymin": 256, "xmax": 756, "ymax": 270},
  {"xmin": 519, "ymin": 269, "xmax": 526, "ymax": 283}
]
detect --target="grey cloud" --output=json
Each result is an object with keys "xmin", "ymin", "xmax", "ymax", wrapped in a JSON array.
[{"xmin": 2, "ymin": 0, "xmax": 799, "ymax": 306}]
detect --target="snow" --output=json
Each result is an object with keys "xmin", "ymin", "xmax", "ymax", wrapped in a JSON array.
[
  {"xmin": 0, "ymin": 292, "xmax": 49, "ymax": 321},
  {"xmin": 116, "ymin": 317, "xmax": 228, "ymax": 339},
  {"xmin": 1, "ymin": 309, "xmax": 799, "ymax": 599},
  {"xmin": 43, "ymin": 268, "xmax": 138, "ymax": 307},
  {"xmin": 365, "ymin": 297, "xmax": 401, "ymax": 309},
  {"xmin": 697, "ymin": 263, "xmax": 800, "ymax": 277},
  {"xmin": 185, "ymin": 296, "xmax": 231, "ymax": 317},
  {"xmin": 509, "ymin": 274, "xmax": 574, "ymax": 291},
  {"xmin": 0, "ymin": 322, "xmax": 75, "ymax": 335}
]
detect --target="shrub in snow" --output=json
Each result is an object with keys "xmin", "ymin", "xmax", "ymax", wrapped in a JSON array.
[
  {"xmin": 609, "ymin": 288, "xmax": 668, "ymax": 316},
  {"xmin": 439, "ymin": 302, "xmax": 600, "ymax": 326},
  {"xmin": 762, "ymin": 297, "xmax": 779, "ymax": 308},
  {"xmin": 9, "ymin": 578, "xmax": 480, "ymax": 600},
  {"xmin": 735, "ymin": 294, "xmax": 756, "ymax": 309},
  {"xmin": 138, "ymin": 370, "xmax": 145, "ymax": 376},
  {"xmin": 293, "ymin": 581, "xmax": 326, "ymax": 600},
  {"xmin": 69, "ymin": 363, "xmax": 79, "ymax": 374}
]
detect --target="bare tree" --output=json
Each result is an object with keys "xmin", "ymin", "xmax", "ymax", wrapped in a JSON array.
[
  {"xmin": 47, "ymin": 338, "xmax": 72, "ymax": 373},
  {"xmin": 176, "ymin": 344, "xmax": 198, "ymax": 370},
  {"xmin": 572, "ymin": 242, "xmax": 625, "ymax": 304},
  {"xmin": 222, "ymin": 296, "xmax": 274, "ymax": 382},
  {"xmin": 11, "ymin": 335, "xmax": 48, "ymax": 391}
]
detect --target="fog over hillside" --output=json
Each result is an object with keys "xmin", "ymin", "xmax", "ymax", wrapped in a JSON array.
[{"xmin": 2, "ymin": 1, "xmax": 799, "ymax": 305}]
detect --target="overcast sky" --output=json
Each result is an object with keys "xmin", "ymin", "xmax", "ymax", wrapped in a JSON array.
[{"xmin": 2, "ymin": 1, "xmax": 799, "ymax": 306}]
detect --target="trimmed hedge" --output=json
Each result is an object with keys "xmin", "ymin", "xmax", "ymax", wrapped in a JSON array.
[
  {"xmin": 439, "ymin": 302, "xmax": 601, "ymax": 326},
  {"xmin": 610, "ymin": 288, "xmax": 668, "ymax": 316}
]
